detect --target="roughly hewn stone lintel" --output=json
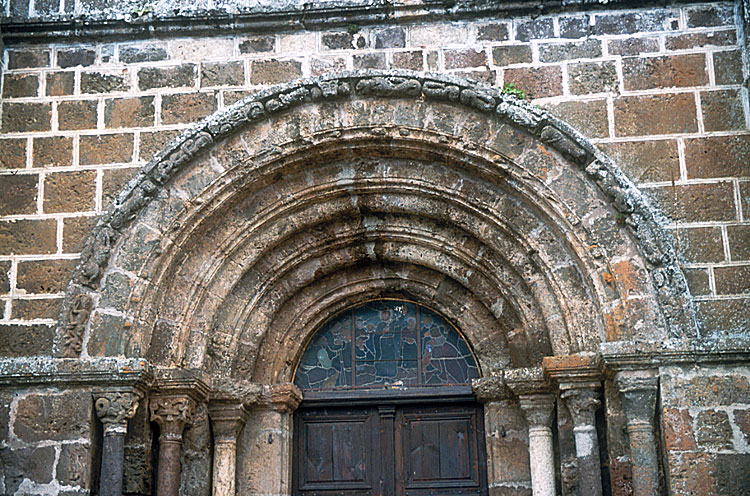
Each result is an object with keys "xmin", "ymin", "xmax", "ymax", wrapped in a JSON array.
[{"xmin": 0, "ymin": 357, "xmax": 153, "ymax": 389}]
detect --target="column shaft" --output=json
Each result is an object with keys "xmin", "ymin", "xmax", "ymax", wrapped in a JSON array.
[
  {"xmin": 572, "ymin": 424, "xmax": 602, "ymax": 496},
  {"xmin": 94, "ymin": 391, "xmax": 142, "ymax": 496},
  {"xmin": 519, "ymin": 394, "xmax": 557, "ymax": 496},
  {"xmin": 150, "ymin": 395, "xmax": 197, "ymax": 496},
  {"xmin": 528, "ymin": 425, "xmax": 556, "ymax": 496},
  {"xmin": 208, "ymin": 400, "xmax": 249, "ymax": 496},
  {"xmin": 156, "ymin": 438, "xmax": 183, "ymax": 496},
  {"xmin": 99, "ymin": 431, "xmax": 126, "ymax": 496},
  {"xmin": 213, "ymin": 439, "xmax": 238, "ymax": 496},
  {"xmin": 628, "ymin": 423, "xmax": 659, "ymax": 496}
]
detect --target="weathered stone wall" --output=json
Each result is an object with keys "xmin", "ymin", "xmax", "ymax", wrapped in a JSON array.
[
  {"xmin": 0, "ymin": 1, "xmax": 749, "ymax": 496},
  {"xmin": 661, "ymin": 363, "xmax": 750, "ymax": 494}
]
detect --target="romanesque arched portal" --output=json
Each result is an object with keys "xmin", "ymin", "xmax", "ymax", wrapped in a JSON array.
[{"xmin": 56, "ymin": 71, "xmax": 696, "ymax": 495}]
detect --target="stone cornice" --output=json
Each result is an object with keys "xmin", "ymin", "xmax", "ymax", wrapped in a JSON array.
[
  {"xmin": 599, "ymin": 337, "xmax": 750, "ymax": 373},
  {"xmin": 1, "ymin": 0, "xmax": 704, "ymax": 44},
  {"xmin": 0, "ymin": 357, "xmax": 153, "ymax": 389}
]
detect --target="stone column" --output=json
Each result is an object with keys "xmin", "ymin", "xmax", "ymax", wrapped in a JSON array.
[
  {"xmin": 519, "ymin": 394, "xmax": 557, "ymax": 496},
  {"xmin": 615, "ymin": 371, "xmax": 660, "ymax": 496},
  {"xmin": 94, "ymin": 390, "xmax": 142, "ymax": 496},
  {"xmin": 506, "ymin": 367, "xmax": 557, "ymax": 496},
  {"xmin": 208, "ymin": 400, "xmax": 248, "ymax": 496},
  {"xmin": 150, "ymin": 395, "xmax": 197, "ymax": 496},
  {"xmin": 544, "ymin": 353, "xmax": 603, "ymax": 496},
  {"xmin": 560, "ymin": 386, "xmax": 603, "ymax": 496}
]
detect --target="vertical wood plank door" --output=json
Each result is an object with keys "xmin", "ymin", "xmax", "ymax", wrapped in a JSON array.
[{"xmin": 293, "ymin": 402, "xmax": 487, "ymax": 496}]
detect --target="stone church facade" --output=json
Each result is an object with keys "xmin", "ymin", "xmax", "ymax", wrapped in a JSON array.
[{"xmin": 0, "ymin": 0, "xmax": 749, "ymax": 495}]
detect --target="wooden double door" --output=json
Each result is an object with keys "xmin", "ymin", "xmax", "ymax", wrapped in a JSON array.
[{"xmin": 293, "ymin": 401, "xmax": 488, "ymax": 496}]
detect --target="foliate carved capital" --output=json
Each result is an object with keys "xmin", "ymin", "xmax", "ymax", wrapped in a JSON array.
[
  {"xmin": 267, "ymin": 383, "xmax": 302, "ymax": 413},
  {"xmin": 149, "ymin": 395, "xmax": 196, "ymax": 441},
  {"xmin": 518, "ymin": 394, "xmax": 556, "ymax": 429},
  {"xmin": 94, "ymin": 391, "xmax": 142, "ymax": 434},
  {"xmin": 472, "ymin": 376, "xmax": 512, "ymax": 403},
  {"xmin": 561, "ymin": 388, "xmax": 601, "ymax": 428},
  {"xmin": 615, "ymin": 372, "xmax": 659, "ymax": 427}
]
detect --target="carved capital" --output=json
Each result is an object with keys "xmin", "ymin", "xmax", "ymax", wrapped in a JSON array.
[
  {"xmin": 518, "ymin": 393, "xmax": 556, "ymax": 429},
  {"xmin": 208, "ymin": 400, "xmax": 249, "ymax": 442},
  {"xmin": 472, "ymin": 376, "xmax": 512, "ymax": 403},
  {"xmin": 561, "ymin": 387, "xmax": 601, "ymax": 428},
  {"xmin": 149, "ymin": 395, "xmax": 196, "ymax": 442},
  {"xmin": 267, "ymin": 383, "xmax": 302, "ymax": 413},
  {"xmin": 615, "ymin": 371, "xmax": 659, "ymax": 427},
  {"xmin": 94, "ymin": 390, "xmax": 142, "ymax": 435}
]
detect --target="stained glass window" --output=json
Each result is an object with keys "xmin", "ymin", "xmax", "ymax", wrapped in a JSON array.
[{"xmin": 294, "ymin": 300, "xmax": 480, "ymax": 390}]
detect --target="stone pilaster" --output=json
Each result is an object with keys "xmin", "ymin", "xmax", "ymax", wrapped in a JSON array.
[
  {"xmin": 615, "ymin": 371, "xmax": 659, "ymax": 496},
  {"xmin": 208, "ymin": 400, "xmax": 249, "ymax": 496},
  {"xmin": 506, "ymin": 367, "xmax": 557, "ymax": 496},
  {"xmin": 473, "ymin": 376, "xmax": 519, "ymax": 493},
  {"xmin": 150, "ymin": 395, "xmax": 197, "ymax": 496},
  {"xmin": 94, "ymin": 390, "xmax": 142, "ymax": 496}
]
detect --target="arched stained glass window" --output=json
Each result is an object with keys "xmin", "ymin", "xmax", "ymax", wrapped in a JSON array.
[{"xmin": 293, "ymin": 300, "xmax": 480, "ymax": 390}]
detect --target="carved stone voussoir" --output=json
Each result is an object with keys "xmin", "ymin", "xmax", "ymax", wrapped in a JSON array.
[
  {"xmin": 58, "ymin": 70, "xmax": 698, "ymax": 358},
  {"xmin": 267, "ymin": 383, "xmax": 302, "ymax": 413},
  {"xmin": 94, "ymin": 390, "xmax": 143, "ymax": 433}
]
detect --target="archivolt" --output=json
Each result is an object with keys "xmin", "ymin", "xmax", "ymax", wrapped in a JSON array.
[{"xmin": 56, "ymin": 71, "xmax": 697, "ymax": 381}]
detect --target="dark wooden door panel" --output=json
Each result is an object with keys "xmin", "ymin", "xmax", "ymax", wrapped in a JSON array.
[
  {"xmin": 295, "ymin": 407, "xmax": 379, "ymax": 495},
  {"xmin": 396, "ymin": 405, "xmax": 485, "ymax": 496},
  {"xmin": 294, "ymin": 402, "xmax": 487, "ymax": 496}
]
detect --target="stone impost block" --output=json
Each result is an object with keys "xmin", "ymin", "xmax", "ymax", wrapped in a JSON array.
[
  {"xmin": 505, "ymin": 366, "xmax": 551, "ymax": 397},
  {"xmin": 266, "ymin": 383, "xmax": 302, "ymax": 413},
  {"xmin": 543, "ymin": 352, "xmax": 602, "ymax": 390}
]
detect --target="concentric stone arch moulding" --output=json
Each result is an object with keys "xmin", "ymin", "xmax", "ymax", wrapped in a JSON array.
[{"xmin": 56, "ymin": 69, "xmax": 698, "ymax": 358}]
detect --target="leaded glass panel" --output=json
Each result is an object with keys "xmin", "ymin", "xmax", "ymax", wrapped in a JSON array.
[{"xmin": 294, "ymin": 300, "xmax": 480, "ymax": 390}]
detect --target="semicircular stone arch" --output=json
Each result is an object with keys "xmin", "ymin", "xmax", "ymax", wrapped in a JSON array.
[{"xmin": 56, "ymin": 70, "xmax": 697, "ymax": 384}]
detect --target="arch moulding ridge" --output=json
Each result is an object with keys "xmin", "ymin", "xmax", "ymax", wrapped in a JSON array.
[{"xmin": 55, "ymin": 70, "xmax": 698, "ymax": 367}]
